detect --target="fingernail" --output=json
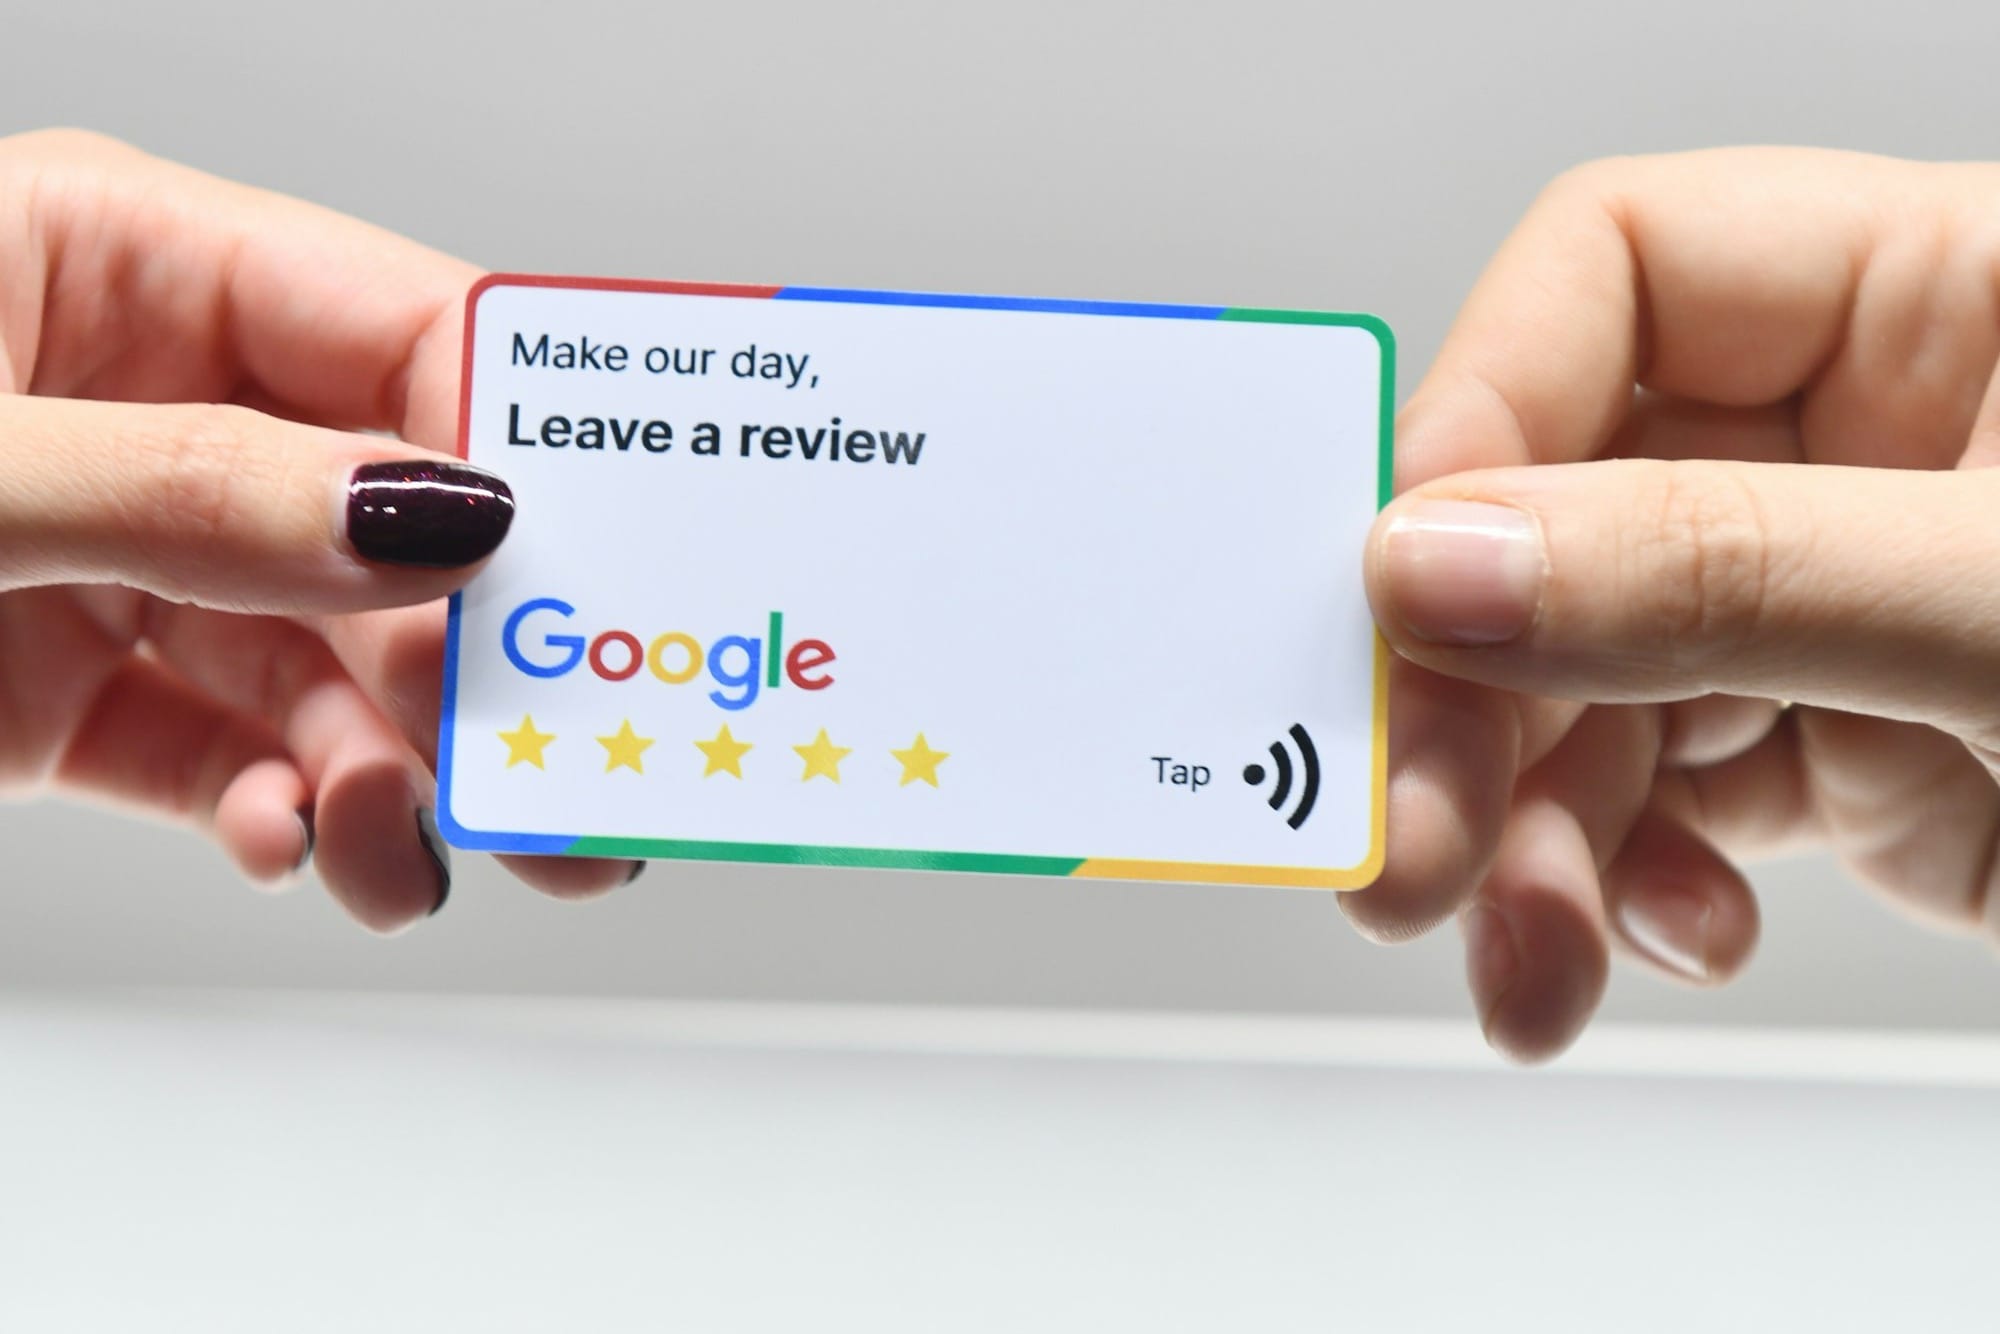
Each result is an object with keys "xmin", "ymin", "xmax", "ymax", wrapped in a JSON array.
[
  {"xmin": 1614, "ymin": 884, "xmax": 1712, "ymax": 981},
  {"xmin": 292, "ymin": 806, "xmax": 316, "ymax": 875},
  {"xmin": 624, "ymin": 860, "xmax": 648, "ymax": 885},
  {"xmin": 415, "ymin": 806, "xmax": 452, "ymax": 915},
  {"xmin": 1380, "ymin": 499, "xmax": 1545, "ymax": 646},
  {"xmin": 1463, "ymin": 903, "xmax": 1519, "ymax": 1037},
  {"xmin": 347, "ymin": 460, "xmax": 515, "ymax": 568}
]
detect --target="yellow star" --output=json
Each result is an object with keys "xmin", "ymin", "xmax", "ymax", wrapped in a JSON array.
[
  {"xmin": 794, "ymin": 728, "xmax": 852, "ymax": 783},
  {"xmin": 695, "ymin": 723, "xmax": 754, "ymax": 778},
  {"xmin": 891, "ymin": 733, "xmax": 949, "ymax": 787},
  {"xmin": 499, "ymin": 714, "xmax": 557, "ymax": 769},
  {"xmin": 597, "ymin": 719, "xmax": 655, "ymax": 774}
]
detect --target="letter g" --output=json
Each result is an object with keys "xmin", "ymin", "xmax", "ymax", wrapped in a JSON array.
[{"xmin": 503, "ymin": 597, "xmax": 585, "ymax": 678}]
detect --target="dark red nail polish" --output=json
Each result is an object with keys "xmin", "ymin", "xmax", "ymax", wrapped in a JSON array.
[
  {"xmin": 416, "ymin": 807, "xmax": 452, "ymax": 916},
  {"xmin": 347, "ymin": 460, "xmax": 515, "ymax": 568},
  {"xmin": 292, "ymin": 806, "xmax": 317, "ymax": 875}
]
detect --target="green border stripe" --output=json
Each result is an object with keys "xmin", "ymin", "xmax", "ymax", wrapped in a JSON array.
[
  {"xmin": 568, "ymin": 835, "xmax": 1083, "ymax": 876},
  {"xmin": 1218, "ymin": 308, "xmax": 1396, "ymax": 508},
  {"xmin": 453, "ymin": 293, "xmax": 1394, "ymax": 881}
]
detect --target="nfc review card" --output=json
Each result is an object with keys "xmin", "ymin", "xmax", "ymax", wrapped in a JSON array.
[{"xmin": 438, "ymin": 277, "xmax": 1391, "ymax": 889}]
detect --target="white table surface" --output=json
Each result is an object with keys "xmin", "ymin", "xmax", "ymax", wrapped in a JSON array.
[{"xmin": 2, "ymin": 990, "xmax": 1994, "ymax": 1332}]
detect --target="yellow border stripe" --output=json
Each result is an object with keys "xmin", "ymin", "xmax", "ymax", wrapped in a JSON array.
[{"xmin": 1070, "ymin": 636, "xmax": 1391, "ymax": 891}]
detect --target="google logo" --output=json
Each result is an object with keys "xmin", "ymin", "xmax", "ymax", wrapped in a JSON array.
[{"xmin": 501, "ymin": 597, "xmax": 835, "ymax": 711}]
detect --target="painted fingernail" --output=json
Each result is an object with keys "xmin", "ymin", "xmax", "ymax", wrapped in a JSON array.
[
  {"xmin": 292, "ymin": 806, "xmax": 316, "ymax": 875},
  {"xmin": 1463, "ymin": 903, "xmax": 1519, "ymax": 1038},
  {"xmin": 624, "ymin": 860, "xmax": 648, "ymax": 885},
  {"xmin": 1614, "ymin": 883, "xmax": 1712, "ymax": 981},
  {"xmin": 1380, "ymin": 500, "xmax": 1544, "ymax": 646},
  {"xmin": 347, "ymin": 460, "xmax": 515, "ymax": 568},
  {"xmin": 416, "ymin": 806, "xmax": 452, "ymax": 915}
]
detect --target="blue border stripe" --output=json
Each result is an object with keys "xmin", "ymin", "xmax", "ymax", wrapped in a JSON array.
[
  {"xmin": 434, "ymin": 590, "xmax": 581, "ymax": 856},
  {"xmin": 437, "ymin": 589, "xmax": 463, "ymax": 801},
  {"xmin": 772, "ymin": 286, "xmax": 1224, "ymax": 321},
  {"xmin": 441, "ymin": 278, "xmax": 1375, "ymax": 866}
]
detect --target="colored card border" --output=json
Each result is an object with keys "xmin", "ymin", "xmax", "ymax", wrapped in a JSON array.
[{"xmin": 438, "ymin": 275, "xmax": 1394, "ymax": 890}]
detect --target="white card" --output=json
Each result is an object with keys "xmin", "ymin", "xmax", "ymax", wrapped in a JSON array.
[{"xmin": 438, "ymin": 277, "xmax": 1391, "ymax": 889}]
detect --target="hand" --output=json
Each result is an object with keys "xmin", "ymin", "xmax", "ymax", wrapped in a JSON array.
[
  {"xmin": 0, "ymin": 129, "xmax": 640, "ymax": 932},
  {"xmin": 1357, "ymin": 148, "xmax": 2000, "ymax": 1060}
]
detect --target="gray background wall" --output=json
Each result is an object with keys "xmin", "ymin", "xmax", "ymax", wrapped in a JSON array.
[{"xmin": 3, "ymin": 0, "xmax": 1998, "ymax": 1030}]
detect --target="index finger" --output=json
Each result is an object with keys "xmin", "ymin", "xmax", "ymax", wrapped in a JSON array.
[
  {"xmin": 5, "ymin": 128, "xmax": 476, "ymax": 448},
  {"xmin": 1397, "ymin": 147, "xmax": 1893, "ymax": 490}
]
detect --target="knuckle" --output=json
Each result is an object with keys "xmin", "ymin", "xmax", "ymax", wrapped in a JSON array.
[
  {"xmin": 132, "ymin": 405, "xmax": 273, "ymax": 597},
  {"xmin": 0, "ymin": 126, "xmax": 136, "ymax": 167},
  {"xmin": 164, "ymin": 726, "xmax": 215, "ymax": 817},
  {"xmin": 1634, "ymin": 461, "xmax": 1772, "ymax": 666},
  {"xmin": 246, "ymin": 636, "xmax": 313, "ymax": 723},
  {"xmin": 1538, "ymin": 155, "xmax": 1643, "ymax": 212},
  {"xmin": 158, "ymin": 405, "xmax": 256, "ymax": 537}
]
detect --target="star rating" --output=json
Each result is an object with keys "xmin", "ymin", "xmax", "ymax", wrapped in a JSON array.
[
  {"xmin": 793, "ymin": 728, "xmax": 852, "ymax": 783},
  {"xmin": 891, "ymin": 733, "xmax": 949, "ymax": 787},
  {"xmin": 695, "ymin": 723, "xmax": 754, "ymax": 778},
  {"xmin": 596, "ymin": 719, "xmax": 655, "ymax": 774},
  {"xmin": 499, "ymin": 719, "xmax": 943, "ymax": 789},
  {"xmin": 498, "ymin": 714, "xmax": 557, "ymax": 769}
]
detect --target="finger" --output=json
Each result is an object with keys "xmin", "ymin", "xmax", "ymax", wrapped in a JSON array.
[
  {"xmin": 1608, "ymin": 392, "xmax": 1806, "ymax": 734},
  {"xmin": 1663, "ymin": 708, "xmax": 2000, "ymax": 940},
  {"xmin": 52, "ymin": 654, "xmax": 311, "ymax": 884},
  {"xmin": 1339, "ymin": 660, "xmax": 1517, "ymax": 943},
  {"xmin": 1796, "ymin": 709, "xmax": 2000, "ymax": 932},
  {"xmin": 214, "ymin": 757, "xmax": 316, "ymax": 887},
  {"xmin": 1518, "ymin": 704, "xmax": 1662, "ymax": 867},
  {"xmin": 1653, "ymin": 711, "xmax": 1819, "ymax": 860},
  {"xmin": 1599, "ymin": 805, "xmax": 1759, "ymax": 986},
  {"xmin": 488, "ymin": 851, "xmax": 649, "ymax": 901},
  {"xmin": 154, "ymin": 602, "xmax": 642, "ymax": 907},
  {"xmin": 1659, "ymin": 693, "xmax": 1786, "ymax": 767},
  {"xmin": 6, "ymin": 128, "xmax": 476, "ymax": 445},
  {"xmin": 1340, "ymin": 667, "xmax": 1586, "ymax": 945},
  {"xmin": 141, "ymin": 602, "xmax": 449, "ymax": 931},
  {"xmin": 0, "ymin": 395, "xmax": 513, "ymax": 613},
  {"xmin": 1516, "ymin": 694, "xmax": 1590, "ymax": 772},
  {"xmin": 1963, "ymin": 361, "xmax": 2000, "ymax": 468},
  {"xmin": 315, "ymin": 603, "xmax": 643, "ymax": 900},
  {"xmin": 1463, "ymin": 798, "xmax": 1608, "ymax": 1065},
  {"xmin": 1464, "ymin": 705, "xmax": 1658, "ymax": 1063},
  {"xmin": 1396, "ymin": 149, "xmax": 1920, "ymax": 490},
  {"xmin": 1608, "ymin": 394, "xmax": 1803, "ymax": 466},
  {"xmin": 1368, "ymin": 458, "xmax": 2000, "ymax": 739}
]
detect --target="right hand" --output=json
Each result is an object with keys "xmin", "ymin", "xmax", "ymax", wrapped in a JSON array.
[{"xmin": 1353, "ymin": 148, "xmax": 2000, "ymax": 1060}]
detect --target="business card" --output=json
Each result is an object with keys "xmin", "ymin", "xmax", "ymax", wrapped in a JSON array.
[{"xmin": 438, "ymin": 276, "xmax": 1391, "ymax": 889}]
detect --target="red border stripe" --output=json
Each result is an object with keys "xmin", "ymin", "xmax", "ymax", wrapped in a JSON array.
[{"xmin": 456, "ymin": 275, "xmax": 783, "ymax": 461}]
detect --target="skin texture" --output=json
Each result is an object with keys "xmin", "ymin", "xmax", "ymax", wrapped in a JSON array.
[
  {"xmin": 1360, "ymin": 148, "xmax": 2000, "ymax": 1061},
  {"xmin": 0, "ymin": 129, "xmax": 638, "ymax": 933},
  {"xmin": 9, "ymin": 133, "xmax": 1997, "ymax": 1039}
]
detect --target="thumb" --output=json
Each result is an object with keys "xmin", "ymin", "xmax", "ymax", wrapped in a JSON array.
[
  {"xmin": 1366, "ymin": 457, "xmax": 2000, "ymax": 735},
  {"xmin": 0, "ymin": 395, "xmax": 513, "ymax": 614}
]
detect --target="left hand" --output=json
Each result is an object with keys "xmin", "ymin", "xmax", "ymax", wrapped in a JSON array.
[{"xmin": 0, "ymin": 129, "xmax": 641, "ymax": 931}]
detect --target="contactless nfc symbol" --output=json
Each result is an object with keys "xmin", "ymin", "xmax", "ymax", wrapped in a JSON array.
[{"xmin": 1241, "ymin": 724, "xmax": 1319, "ymax": 830}]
